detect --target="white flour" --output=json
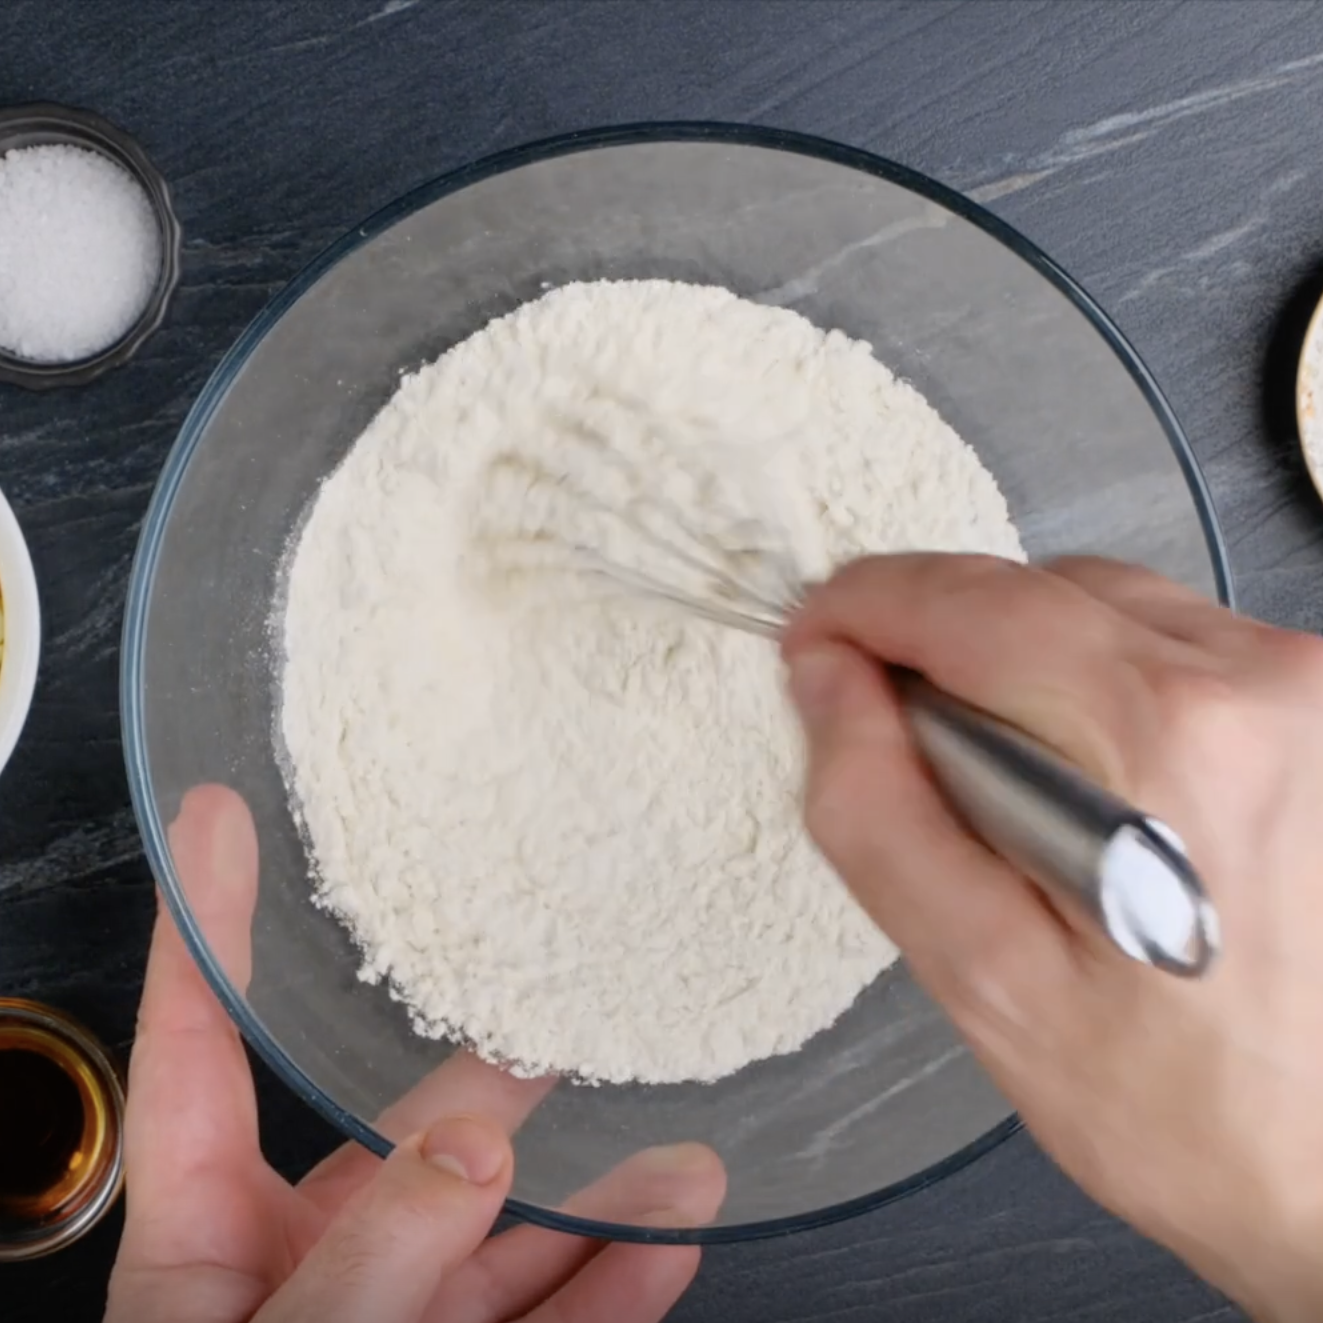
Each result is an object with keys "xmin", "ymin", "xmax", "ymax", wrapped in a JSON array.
[{"xmin": 279, "ymin": 280, "xmax": 1023, "ymax": 1085}]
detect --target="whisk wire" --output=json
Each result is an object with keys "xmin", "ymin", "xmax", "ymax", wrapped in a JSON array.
[
  {"xmin": 542, "ymin": 404, "xmax": 807, "ymax": 627},
  {"xmin": 577, "ymin": 548, "xmax": 788, "ymax": 639}
]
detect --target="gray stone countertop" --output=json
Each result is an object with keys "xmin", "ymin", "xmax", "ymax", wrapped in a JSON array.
[{"xmin": 7, "ymin": 2, "xmax": 1323, "ymax": 1318}]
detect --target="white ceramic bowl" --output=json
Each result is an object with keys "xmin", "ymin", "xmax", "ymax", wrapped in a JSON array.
[{"xmin": 0, "ymin": 486, "xmax": 39, "ymax": 775}]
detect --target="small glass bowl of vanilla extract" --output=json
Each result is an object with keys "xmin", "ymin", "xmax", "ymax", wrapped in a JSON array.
[{"xmin": 0, "ymin": 998, "xmax": 125, "ymax": 1260}]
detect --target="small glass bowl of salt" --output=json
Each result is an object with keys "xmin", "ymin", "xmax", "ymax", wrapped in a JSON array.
[{"xmin": 0, "ymin": 102, "xmax": 181, "ymax": 389}]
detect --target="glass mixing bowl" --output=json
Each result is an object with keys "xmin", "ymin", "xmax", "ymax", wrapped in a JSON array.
[{"xmin": 122, "ymin": 125, "xmax": 1230, "ymax": 1243}]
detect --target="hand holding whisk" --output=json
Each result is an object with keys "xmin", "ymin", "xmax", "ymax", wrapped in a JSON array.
[{"xmin": 474, "ymin": 399, "xmax": 1220, "ymax": 978}]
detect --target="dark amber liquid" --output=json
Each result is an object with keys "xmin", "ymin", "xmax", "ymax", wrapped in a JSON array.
[
  {"xmin": 0, "ymin": 1003, "xmax": 123, "ymax": 1258},
  {"xmin": 0, "ymin": 1038, "xmax": 93, "ymax": 1225}
]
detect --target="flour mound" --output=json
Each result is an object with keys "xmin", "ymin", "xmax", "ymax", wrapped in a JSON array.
[{"xmin": 279, "ymin": 280, "xmax": 1023, "ymax": 1085}]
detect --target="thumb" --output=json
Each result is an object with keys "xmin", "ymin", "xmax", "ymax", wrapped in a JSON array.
[
  {"xmin": 256, "ymin": 1116, "xmax": 511, "ymax": 1323},
  {"xmin": 783, "ymin": 640, "xmax": 1070, "ymax": 999},
  {"xmin": 785, "ymin": 640, "xmax": 892, "ymax": 762},
  {"xmin": 784, "ymin": 640, "xmax": 933, "ymax": 892}
]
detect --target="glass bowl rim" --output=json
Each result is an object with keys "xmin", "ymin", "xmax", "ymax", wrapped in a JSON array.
[{"xmin": 121, "ymin": 120, "xmax": 1233, "ymax": 1245}]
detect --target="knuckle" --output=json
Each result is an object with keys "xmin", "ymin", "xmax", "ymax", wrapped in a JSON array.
[
  {"xmin": 323, "ymin": 1226, "xmax": 385, "ymax": 1297},
  {"xmin": 828, "ymin": 554, "xmax": 884, "ymax": 592},
  {"xmin": 1148, "ymin": 665, "xmax": 1264, "ymax": 774},
  {"xmin": 984, "ymin": 568, "xmax": 1122, "ymax": 656},
  {"xmin": 802, "ymin": 768, "xmax": 853, "ymax": 859},
  {"xmin": 977, "ymin": 575, "xmax": 1047, "ymax": 635},
  {"xmin": 1042, "ymin": 553, "xmax": 1115, "ymax": 584},
  {"xmin": 802, "ymin": 755, "xmax": 877, "ymax": 876},
  {"xmin": 1262, "ymin": 627, "xmax": 1323, "ymax": 696},
  {"xmin": 1045, "ymin": 554, "xmax": 1152, "ymax": 591},
  {"xmin": 328, "ymin": 1170, "xmax": 454, "ymax": 1278},
  {"xmin": 833, "ymin": 550, "xmax": 1012, "ymax": 600},
  {"xmin": 936, "ymin": 908, "xmax": 1082, "ymax": 1056},
  {"xmin": 377, "ymin": 1176, "xmax": 457, "ymax": 1239},
  {"xmin": 940, "ymin": 552, "xmax": 1021, "ymax": 597},
  {"xmin": 821, "ymin": 554, "xmax": 888, "ymax": 602}
]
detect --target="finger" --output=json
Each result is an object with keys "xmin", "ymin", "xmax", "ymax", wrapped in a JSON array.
[
  {"xmin": 518, "ymin": 1241, "xmax": 701, "ymax": 1323},
  {"xmin": 256, "ymin": 1116, "xmax": 512, "ymax": 1323},
  {"xmin": 1045, "ymin": 556, "xmax": 1246, "ymax": 649},
  {"xmin": 783, "ymin": 637, "xmax": 1080, "ymax": 1020},
  {"xmin": 785, "ymin": 553, "xmax": 1154, "ymax": 790},
  {"xmin": 298, "ymin": 1052, "xmax": 554, "ymax": 1217},
  {"xmin": 431, "ymin": 1143, "xmax": 726, "ymax": 1323},
  {"xmin": 121, "ymin": 786, "xmax": 265, "ymax": 1235}
]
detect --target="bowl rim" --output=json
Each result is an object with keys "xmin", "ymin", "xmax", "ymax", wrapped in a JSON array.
[
  {"xmin": 0, "ymin": 484, "xmax": 40, "ymax": 778},
  {"xmin": 0, "ymin": 101, "xmax": 183, "ymax": 390},
  {"xmin": 121, "ymin": 121, "xmax": 1234, "ymax": 1245}
]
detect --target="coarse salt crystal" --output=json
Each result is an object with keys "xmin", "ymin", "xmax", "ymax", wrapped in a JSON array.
[{"xmin": 0, "ymin": 143, "xmax": 161, "ymax": 364}]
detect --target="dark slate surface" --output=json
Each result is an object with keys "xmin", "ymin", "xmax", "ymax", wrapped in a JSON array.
[{"xmin": 7, "ymin": 0, "xmax": 1322, "ymax": 1317}]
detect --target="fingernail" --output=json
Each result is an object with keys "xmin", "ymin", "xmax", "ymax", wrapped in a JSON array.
[
  {"xmin": 635, "ymin": 1207, "xmax": 702, "ymax": 1230},
  {"xmin": 638, "ymin": 1142, "xmax": 710, "ymax": 1175},
  {"xmin": 210, "ymin": 814, "xmax": 251, "ymax": 889},
  {"xmin": 420, "ymin": 1115, "xmax": 507, "ymax": 1185},
  {"xmin": 211, "ymin": 802, "xmax": 255, "ymax": 890},
  {"xmin": 787, "ymin": 646, "xmax": 845, "ymax": 723},
  {"xmin": 635, "ymin": 1144, "xmax": 724, "ymax": 1225}
]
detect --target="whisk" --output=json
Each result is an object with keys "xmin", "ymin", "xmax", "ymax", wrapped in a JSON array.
[{"xmin": 482, "ymin": 406, "xmax": 1220, "ymax": 978}]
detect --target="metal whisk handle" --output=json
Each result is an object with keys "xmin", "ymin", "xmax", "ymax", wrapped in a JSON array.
[
  {"xmin": 894, "ymin": 670, "xmax": 1220, "ymax": 977},
  {"xmin": 581, "ymin": 528, "xmax": 1219, "ymax": 976}
]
